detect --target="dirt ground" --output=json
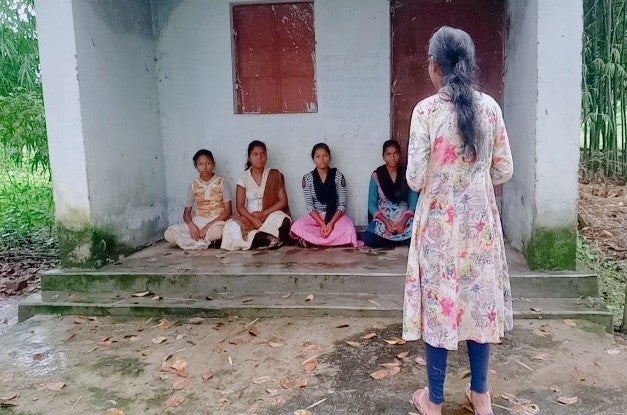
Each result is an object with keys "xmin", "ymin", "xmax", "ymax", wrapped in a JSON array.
[
  {"xmin": 578, "ymin": 180, "xmax": 627, "ymax": 265},
  {"xmin": 0, "ymin": 315, "xmax": 625, "ymax": 415}
]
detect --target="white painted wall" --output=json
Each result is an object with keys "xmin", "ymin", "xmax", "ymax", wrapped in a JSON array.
[
  {"xmin": 502, "ymin": 0, "xmax": 538, "ymax": 250},
  {"xmin": 71, "ymin": 0, "xmax": 167, "ymax": 245},
  {"xmin": 36, "ymin": 0, "xmax": 92, "ymax": 228},
  {"xmin": 153, "ymin": 0, "xmax": 391, "ymax": 226},
  {"xmin": 535, "ymin": 0, "xmax": 581, "ymax": 229},
  {"xmin": 503, "ymin": 0, "xmax": 581, "ymax": 249}
]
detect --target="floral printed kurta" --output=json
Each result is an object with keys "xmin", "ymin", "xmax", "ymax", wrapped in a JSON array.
[{"xmin": 402, "ymin": 90, "xmax": 514, "ymax": 350}]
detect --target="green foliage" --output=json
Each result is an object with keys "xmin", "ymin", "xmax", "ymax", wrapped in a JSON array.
[
  {"xmin": 0, "ymin": 0, "xmax": 48, "ymax": 173},
  {"xmin": 577, "ymin": 237, "xmax": 626, "ymax": 328},
  {"xmin": 582, "ymin": 0, "xmax": 627, "ymax": 178},
  {"xmin": 0, "ymin": 156, "xmax": 54, "ymax": 245}
]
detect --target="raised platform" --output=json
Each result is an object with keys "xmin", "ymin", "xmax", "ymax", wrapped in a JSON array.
[{"xmin": 19, "ymin": 242, "xmax": 614, "ymax": 331}]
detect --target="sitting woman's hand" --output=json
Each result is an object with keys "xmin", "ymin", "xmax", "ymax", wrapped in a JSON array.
[
  {"xmin": 187, "ymin": 223, "xmax": 202, "ymax": 240},
  {"xmin": 384, "ymin": 219, "xmax": 397, "ymax": 234},
  {"xmin": 249, "ymin": 212, "xmax": 264, "ymax": 229},
  {"xmin": 321, "ymin": 222, "xmax": 334, "ymax": 237}
]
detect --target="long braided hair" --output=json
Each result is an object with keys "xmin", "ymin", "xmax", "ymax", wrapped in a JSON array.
[{"xmin": 428, "ymin": 26, "xmax": 479, "ymax": 154}]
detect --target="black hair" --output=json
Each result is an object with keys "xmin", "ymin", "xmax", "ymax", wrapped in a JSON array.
[
  {"xmin": 428, "ymin": 26, "xmax": 478, "ymax": 154},
  {"xmin": 382, "ymin": 139, "xmax": 401, "ymax": 156},
  {"xmin": 311, "ymin": 142, "xmax": 331, "ymax": 159},
  {"xmin": 192, "ymin": 149, "xmax": 214, "ymax": 166},
  {"xmin": 245, "ymin": 140, "xmax": 267, "ymax": 169}
]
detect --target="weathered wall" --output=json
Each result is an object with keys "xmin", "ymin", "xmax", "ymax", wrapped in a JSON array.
[
  {"xmin": 71, "ymin": 0, "xmax": 167, "ymax": 253},
  {"xmin": 153, "ymin": 0, "xmax": 391, "ymax": 225},
  {"xmin": 502, "ymin": 0, "xmax": 537, "ymax": 251},
  {"xmin": 36, "ymin": 0, "xmax": 167, "ymax": 266},
  {"xmin": 503, "ymin": 0, "xmax": 581, "ymax": 269}
]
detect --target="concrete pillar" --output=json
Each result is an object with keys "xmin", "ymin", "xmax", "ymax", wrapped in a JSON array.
[
  {"xmin": 36, "ymin": 0, "xmax": 167, "ymax": 267},
  {"xmin": 503, "ymin": 0, "xmax": 581, "ymax": 270}
]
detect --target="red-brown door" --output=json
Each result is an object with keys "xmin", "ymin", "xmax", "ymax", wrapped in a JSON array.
[{"xmin": 391, "ymin": 0, "xmax": 506, "ymax": 154}]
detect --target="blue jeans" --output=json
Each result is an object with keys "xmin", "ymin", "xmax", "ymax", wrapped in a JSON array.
[{"xmin": 425, "ymin": 341, "xmax": 490, "ymax": 404}]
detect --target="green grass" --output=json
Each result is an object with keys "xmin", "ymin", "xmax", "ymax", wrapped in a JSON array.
[
  {"xmin": 578, "ymin": 237, "xmax": 626, "ymax": 329},
  {"xmin": 0, "ymin": 155, "xmax": 55, "ymax": 248}
]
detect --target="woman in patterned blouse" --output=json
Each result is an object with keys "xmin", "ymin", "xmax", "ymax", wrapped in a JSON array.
[{"xmin": 404, "ymin": 27, "xmax": 513, "ymax": 415}]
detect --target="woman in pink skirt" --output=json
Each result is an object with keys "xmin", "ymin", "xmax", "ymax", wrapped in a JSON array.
[{"xmin": 290, "ymin": 143, "xmax": 362, "ymax": 247}]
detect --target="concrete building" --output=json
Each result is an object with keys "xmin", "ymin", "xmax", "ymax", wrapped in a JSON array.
[{"xmin": 35, "ymin": 0, "xmax": 581, "ymax": 269}]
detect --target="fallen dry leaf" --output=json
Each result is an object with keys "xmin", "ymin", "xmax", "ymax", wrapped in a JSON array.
[
  {"xmin": 37, "ymin": 382, "xmax": 66, "ymax": 391},
  {"xmin": 397, "ymin": 351, "xmax": 409, "ymax": 359},
  {"xmin": 362, "ymin": 332, "xmax": 377, "ymax": 340},
  {"xmin": 170, "ymin": 359, "xmax": 187, "ymax": 370},
  {"xmin": 293, "ymin": 410, "xmax": 313, "ymax": 415},
  {"xmin": 281, "ymin": 292, "xmax": 292, "ymax": 299},
  {"xmin": 303, "ymin": 359, "xmax": 318, "ymax": 372},
  {"xmin": 557, "ymin": 396, "xmax": 578, "ymax": 405},
  {"xmin": 563, "ymin": 319, "xmax": 578, "ymax": 328},
  {"xmin": 202, "ymin": 371, "xmax": 214, "ymax": 381},
  {"xmin": 0, "ymin": 394, "xmax": 18, "ymax": 401},
  {"xmin": 172, "ymin": 378, "xmax": 190, "ymax": 390},
  {"xmin": 299, "ymin": 343, "xmax": 321, "ymax": 356},
  {"xmin": 380, "ymin": 360, "xmax": 401, "ymax": 368},
  {"xmin": 539, "ymin": 324, "xmax": 552, "ymax": 333},
  {"xmin": 157, "ymin": 319, "xmax": 170, "ymax": 330},
  {"xmin": 530, "ymin": 306, "xmax": 543, "ymax": 312},
  {"xmin": 268, "ymin": 341, "xmax": 284, "ymax": 348},
  {"xmin": 369, "ymin": 369, "xmax": 390, "ymax": 380},
  {"xmin": 161, "ymin": 395, "xmax": 184, "ymax": 409},
  {"xmin": 387, "ymin": 366, "xmax": 401, "ymax": 376},
  {"xmin": 414, "ymin": 357, "xmax": 427, "ymax": 366},
  {"xmin": 152, "ymin": 336, "xmax": 167, "ymax": 344},
  {"xmin": 345, "ymin": 340, "xmax": 361, "ymax": 348},
  {"xmin": 550, "ymin": 385, "xmax": 561, "ymax": 392},
  {"xmin": 131, "ymin": 291, "xmax": 152, "ymax": 297},
  {"xmin": 573, "ymin": 367, "xmax": 586, "ymax": 381},
  {"xmin": 383, "ymin": 337, "xmax": 406, "ymax": 345},
  {"xmin": 73, "ymin": 316, "xmax": 88, "ymax": 324},
  {"xmin": 511, "ymin": 402, "xmax": 540, "ymax": 415},
  {"xmin": 187, "ymin": 317, "xmax": 204, "ymax": 324},
  {"xmin": 162, "ymin": 353, "xmax": 173, "ymax": 362},
  {"xmin": 280, "ymin": 376, "xmax": 308, "ymax": 389},
  {"xmin": 253, "ymin": 376, "xmax": 273, "ymax": 384},
  {"xmin": 248, "ymin": 325, "xmax": 260, "ymax": 337},
  {"xmin": 305, "ymin": 294, "xmax": 314, "ymax": 302},
  {"xmin": 105, "ymin": 408, "xmax": 126, "ymax": 415},
  {"xmin": 531, "ymin": 353, "xmax": 548, "ymax": 361},
  {"xmin": 266, "ymin": 388, "xmax": 281, "ymax": 396},
  {"xmin": 152, "ymin": 295, "xmax": 162, "ymax": 300}
]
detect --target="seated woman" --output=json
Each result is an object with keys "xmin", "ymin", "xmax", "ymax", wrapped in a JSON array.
[
  {"xmin": 221, "ymin": 140, "xmax": 291, "ymax": 250},
  {"xmin": 290, "ymin": 143, "xmax": 363, "ymax": 247},
  {"xmin": 363, "ymin": 140, "xmax": 418, "ymax": 248},
  {"xmin": 164, "ymin": 149, "xmax": 232, "ymax": 250}
]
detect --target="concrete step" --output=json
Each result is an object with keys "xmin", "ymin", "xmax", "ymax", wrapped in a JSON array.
[
  {"xmin": 19, "ymin": 292, "xmax": 614, "ymax": 332},
  {"xmin": 40, "ymin": 270, "xmax": 599, "ymax": 299}
]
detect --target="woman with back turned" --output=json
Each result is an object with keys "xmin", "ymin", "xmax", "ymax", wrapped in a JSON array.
[{"xmin": 403, "ymin": 26, "xmax": 514, "ymax": 415}]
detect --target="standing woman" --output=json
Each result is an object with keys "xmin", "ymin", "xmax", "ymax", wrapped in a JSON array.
[
  {"xmin": 290, "ymin": 143, "xmax": 362, "ymax": 247},
  {"xmin": 403, "ymin": 27, "xmax": 513, "ymax": 415},
  {"xmin": 363, "ymin": 139, "xmax": 418, "ymax": 247},
  {"xmin": 221, "ymin": 140, "xmax": 291, "ymax": 250}
]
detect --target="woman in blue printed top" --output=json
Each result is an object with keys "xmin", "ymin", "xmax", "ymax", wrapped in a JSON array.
[{"xmin": 363, "ymin": 140, "xmax": 418, "ymax": 247}]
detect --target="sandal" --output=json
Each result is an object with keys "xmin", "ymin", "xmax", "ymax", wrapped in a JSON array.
[
  {"xmin": 411, "ymin": 387, "xmax": 430, "ymax": 415},
  {"xmin": 465, "ymin": 384, "xmax": 494, "ymax": 415}
]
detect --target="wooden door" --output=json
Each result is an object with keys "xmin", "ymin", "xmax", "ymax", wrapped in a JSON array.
[{"xmin": 391, "ymin": 0, "xmax": 506, "ymax": 154}]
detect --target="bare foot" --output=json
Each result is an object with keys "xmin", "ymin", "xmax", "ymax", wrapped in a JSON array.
[{"xmin": 470, "ymin": 390, "xmax": 493, "ymax": 415}]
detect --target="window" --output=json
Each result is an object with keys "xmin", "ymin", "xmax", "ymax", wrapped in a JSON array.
[{"xmin": 232, "ymin": 2, "xmax": 317, "ymax": 114}]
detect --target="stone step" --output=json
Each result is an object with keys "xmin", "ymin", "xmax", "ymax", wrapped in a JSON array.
[
  {"xmin": 40, "ymin": 270, "xmax": 598, "ymax": 299},
  {"xmin": 19, "ymin": 293, "xmax": 614, "ymax": 332}
]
